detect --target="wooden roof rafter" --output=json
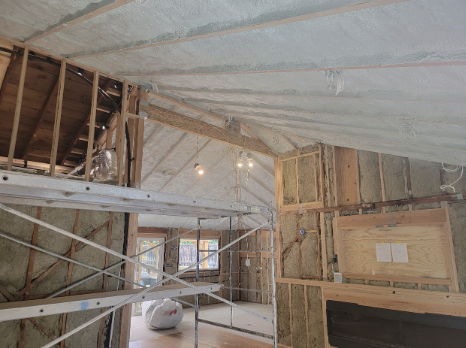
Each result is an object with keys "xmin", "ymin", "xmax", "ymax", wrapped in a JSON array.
[
  {"xmin": 71, "ymin": 0, "xmax": 408, "ymax": 59},
  {"xmin": 60, "ymin": 79, "xmax": 114, "ymax": 165},
  {"xmin": 25, "ymin": 0, "xmax": 135, "ymax": 44}
]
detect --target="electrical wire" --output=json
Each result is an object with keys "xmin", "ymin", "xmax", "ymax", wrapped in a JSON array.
[
  {"xmin": 440, "ymin": 161, "xmax": 464, "ymax": 193},
  {"xmin": 399, "ymin": 121, "xmax": 419, "ymax": 141},
  {"xmin": 326, "ymin": 70, "xmax": 344, "ymax": 96}
]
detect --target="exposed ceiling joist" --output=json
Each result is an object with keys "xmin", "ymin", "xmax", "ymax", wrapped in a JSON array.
[
  {"xmin": 25, "ymin": 0, "xmax": 135, "ymax": 43},
  {"xmin": 163, "ymin": 88, "xmax": 466, "ymax": 105},
  {"xmin": 72, "ymin": 0, "xmax": 407, "ymax": 59},
  {"xmin": 140, "ymin": 104, "xmax": 277, "ymax": 157},
  {"xmin": 126, "ymin": 61, "xmax": 466, "ymax": 77}
]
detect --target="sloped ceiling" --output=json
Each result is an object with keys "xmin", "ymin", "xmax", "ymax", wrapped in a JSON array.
[{"xmin": 1, "ymin": 0, "xmax": 465, "ymax": 228}]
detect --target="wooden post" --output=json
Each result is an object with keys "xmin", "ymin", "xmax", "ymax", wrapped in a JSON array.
[
  {"xmin": 49, "ymin": 59, "xmax": 66, "ymax": 176},
  {"xmin": 85, "ymin": 71, "xmax": 99, "ymax": 181},
  {"xmin": 117, "ymin": 81, "xmax": 128, "ymax": 186},
  {"xmin": 320, "ymin": 212, "xmax": 328, "ymax": 280},
  {"xmin": 7, "ymin": 46, "xmax": 28, "ymax": 170}
]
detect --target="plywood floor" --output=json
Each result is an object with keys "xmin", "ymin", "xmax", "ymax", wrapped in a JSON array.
[
  {"xmin": 129, "ymin": 326, "xmax": 273, "ymax": 348},
  {"xmin": 130, "ymin": 301, "xmax": 273, "ymax": 343}
]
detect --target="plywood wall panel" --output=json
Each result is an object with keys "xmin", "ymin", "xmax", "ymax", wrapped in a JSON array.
[{"xmin": 334, "ymin": 147, "xmax": 359, "ymax": 206}]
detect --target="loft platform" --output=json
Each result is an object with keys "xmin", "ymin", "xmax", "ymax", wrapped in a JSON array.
[
  {"xmin": 0, "ymin": 170, "xmax": 267, "ymax": 218},
  {"xmin": 0, "ymin": 282, "xmax": 222, "ymax": 321}
]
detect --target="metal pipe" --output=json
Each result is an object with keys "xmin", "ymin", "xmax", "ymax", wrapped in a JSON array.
[
  {"xmin": 270, "ymin": 207, "xmax": 278, "ymax": 348},
  {"xmin": 0, "ymin": 231, "xmax": 142, "ymax": 289},
  {"xmin": 48, "ymin": 227, "xmax": 197, "ymax": 298},
  {"xmin": 195, "ymin": 218, "xmax": 200, "ymax": 348},
  {"xmin": 197, "ymin": 318, "xmax": 273, "ymax": 339},
  {"xmin": 229, "ymin": 216, "xmax": 233, "ymax": 327}
]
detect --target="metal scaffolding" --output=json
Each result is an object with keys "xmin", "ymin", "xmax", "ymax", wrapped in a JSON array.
[{"xmin": 0, "ymin": 177, "xmax": 278, "ymax": 348}]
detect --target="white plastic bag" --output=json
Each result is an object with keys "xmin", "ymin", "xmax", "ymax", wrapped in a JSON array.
[{"xmin": 142, "ymin": 298, "xmax": 183, "ymax": 330}]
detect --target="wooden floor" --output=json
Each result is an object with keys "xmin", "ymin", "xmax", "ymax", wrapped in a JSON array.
[{"xmin": 129, "ymin": 327, "xmax": 273, "ymax": 348}]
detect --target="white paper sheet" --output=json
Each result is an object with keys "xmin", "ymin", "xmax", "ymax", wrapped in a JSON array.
[
  {"xmin": 375, "ymin": 243, "xmax": 392, "ymax": 262},
  {"xmin": 391, "ymin": 243, "xmax": 409, "ymax": 263}
]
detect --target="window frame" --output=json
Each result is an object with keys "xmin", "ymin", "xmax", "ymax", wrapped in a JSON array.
[{"xmin": 177, "ymin": 237, "xmax": 220, "ymax": 272}]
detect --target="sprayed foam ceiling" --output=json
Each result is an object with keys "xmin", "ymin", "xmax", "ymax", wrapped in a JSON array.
[{"xmin": 1, "ymin": 0, "xmax": 465, "ymax": 228}]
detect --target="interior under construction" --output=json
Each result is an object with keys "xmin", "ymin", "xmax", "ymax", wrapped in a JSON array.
[{"xmin": 1, "ymin": 1, "xmax": 466, "ymax": 348}]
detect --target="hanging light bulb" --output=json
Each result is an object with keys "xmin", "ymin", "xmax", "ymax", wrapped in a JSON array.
[
  {"xmin": 237, "ymin": 150, "xmax": 243, "ymax": 168},
  {"xmin": 247, "ymin": 152, "xmax": 253, "ymax": 168},
  {"xmin": 194, "ymin": 163, "xmax": 204, "ymax": 175}
]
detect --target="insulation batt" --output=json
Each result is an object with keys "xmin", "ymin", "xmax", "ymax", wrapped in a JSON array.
[{"xmin": 142, "ymin": 298, "xmax": 183, "ymax": 330}]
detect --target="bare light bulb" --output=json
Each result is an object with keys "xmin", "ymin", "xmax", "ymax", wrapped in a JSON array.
[
  {"xmin": 247, "ymin": 152, "xmax": 253, "ymax": 168},
  {"xmin": 198, "ymin": 169, "xmax": 204, "ymax": 175},
  {"xmin": 237, "ymin": 162, "xmax": 243, "ymax": 168}
]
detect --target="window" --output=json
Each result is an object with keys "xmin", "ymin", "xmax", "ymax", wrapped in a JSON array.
[
  {"xmin": 133, "ymin": 236, "xmax": 165, "ymax": 315},
  {"xmin": 178, "ymin": 238, "xmax": 219, "ymax": 271}
]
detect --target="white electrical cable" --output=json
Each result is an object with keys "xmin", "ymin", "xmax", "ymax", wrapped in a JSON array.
[
  {"xmin": 399, "ymin": 121, "xmax": 419, "ymax": 141},
  {"xmin": 326, "ymin": 70, "xmax": 344, "ymax": 96},
  {"xmin": 440, "ymin": 161, "xmax": 464, "ymax": 193}
]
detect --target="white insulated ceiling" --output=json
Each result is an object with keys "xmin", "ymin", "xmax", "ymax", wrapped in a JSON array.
[{"xmin": 1, "ymin": 0, "xmax": 466, "ymax": 228}]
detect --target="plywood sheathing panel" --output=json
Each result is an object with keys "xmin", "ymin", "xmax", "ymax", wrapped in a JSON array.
[
  {"xmin": 276, "ymin": 282, "xmax": 291, "ymax": 346},
  {"xmin": 334, "ymin": 146, "xmax": 359, "ymax": 205},
  {"xmin": 358, "ymin": 150, "xmax": 382, "ymax": 203},
  {"xmin": 282, "ymin": 159, "xmax": 297, "ymax": 205}
]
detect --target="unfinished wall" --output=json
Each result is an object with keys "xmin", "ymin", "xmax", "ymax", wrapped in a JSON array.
[
  {"xmin": 162, "ymin": 228, "xmax": 240, "ymax": 307},
  {"xmin": 0, "ymin": 204, "xmax": 125, "ymax": 348},
  {"xmin": 275, "ymin": 144, "xmax": 466, "ymax": 347}
]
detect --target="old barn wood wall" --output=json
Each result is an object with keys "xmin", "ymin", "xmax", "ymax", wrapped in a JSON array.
[{"xmin": 275, "ymin": 144, "xmax": 466, "ymax": 348}]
